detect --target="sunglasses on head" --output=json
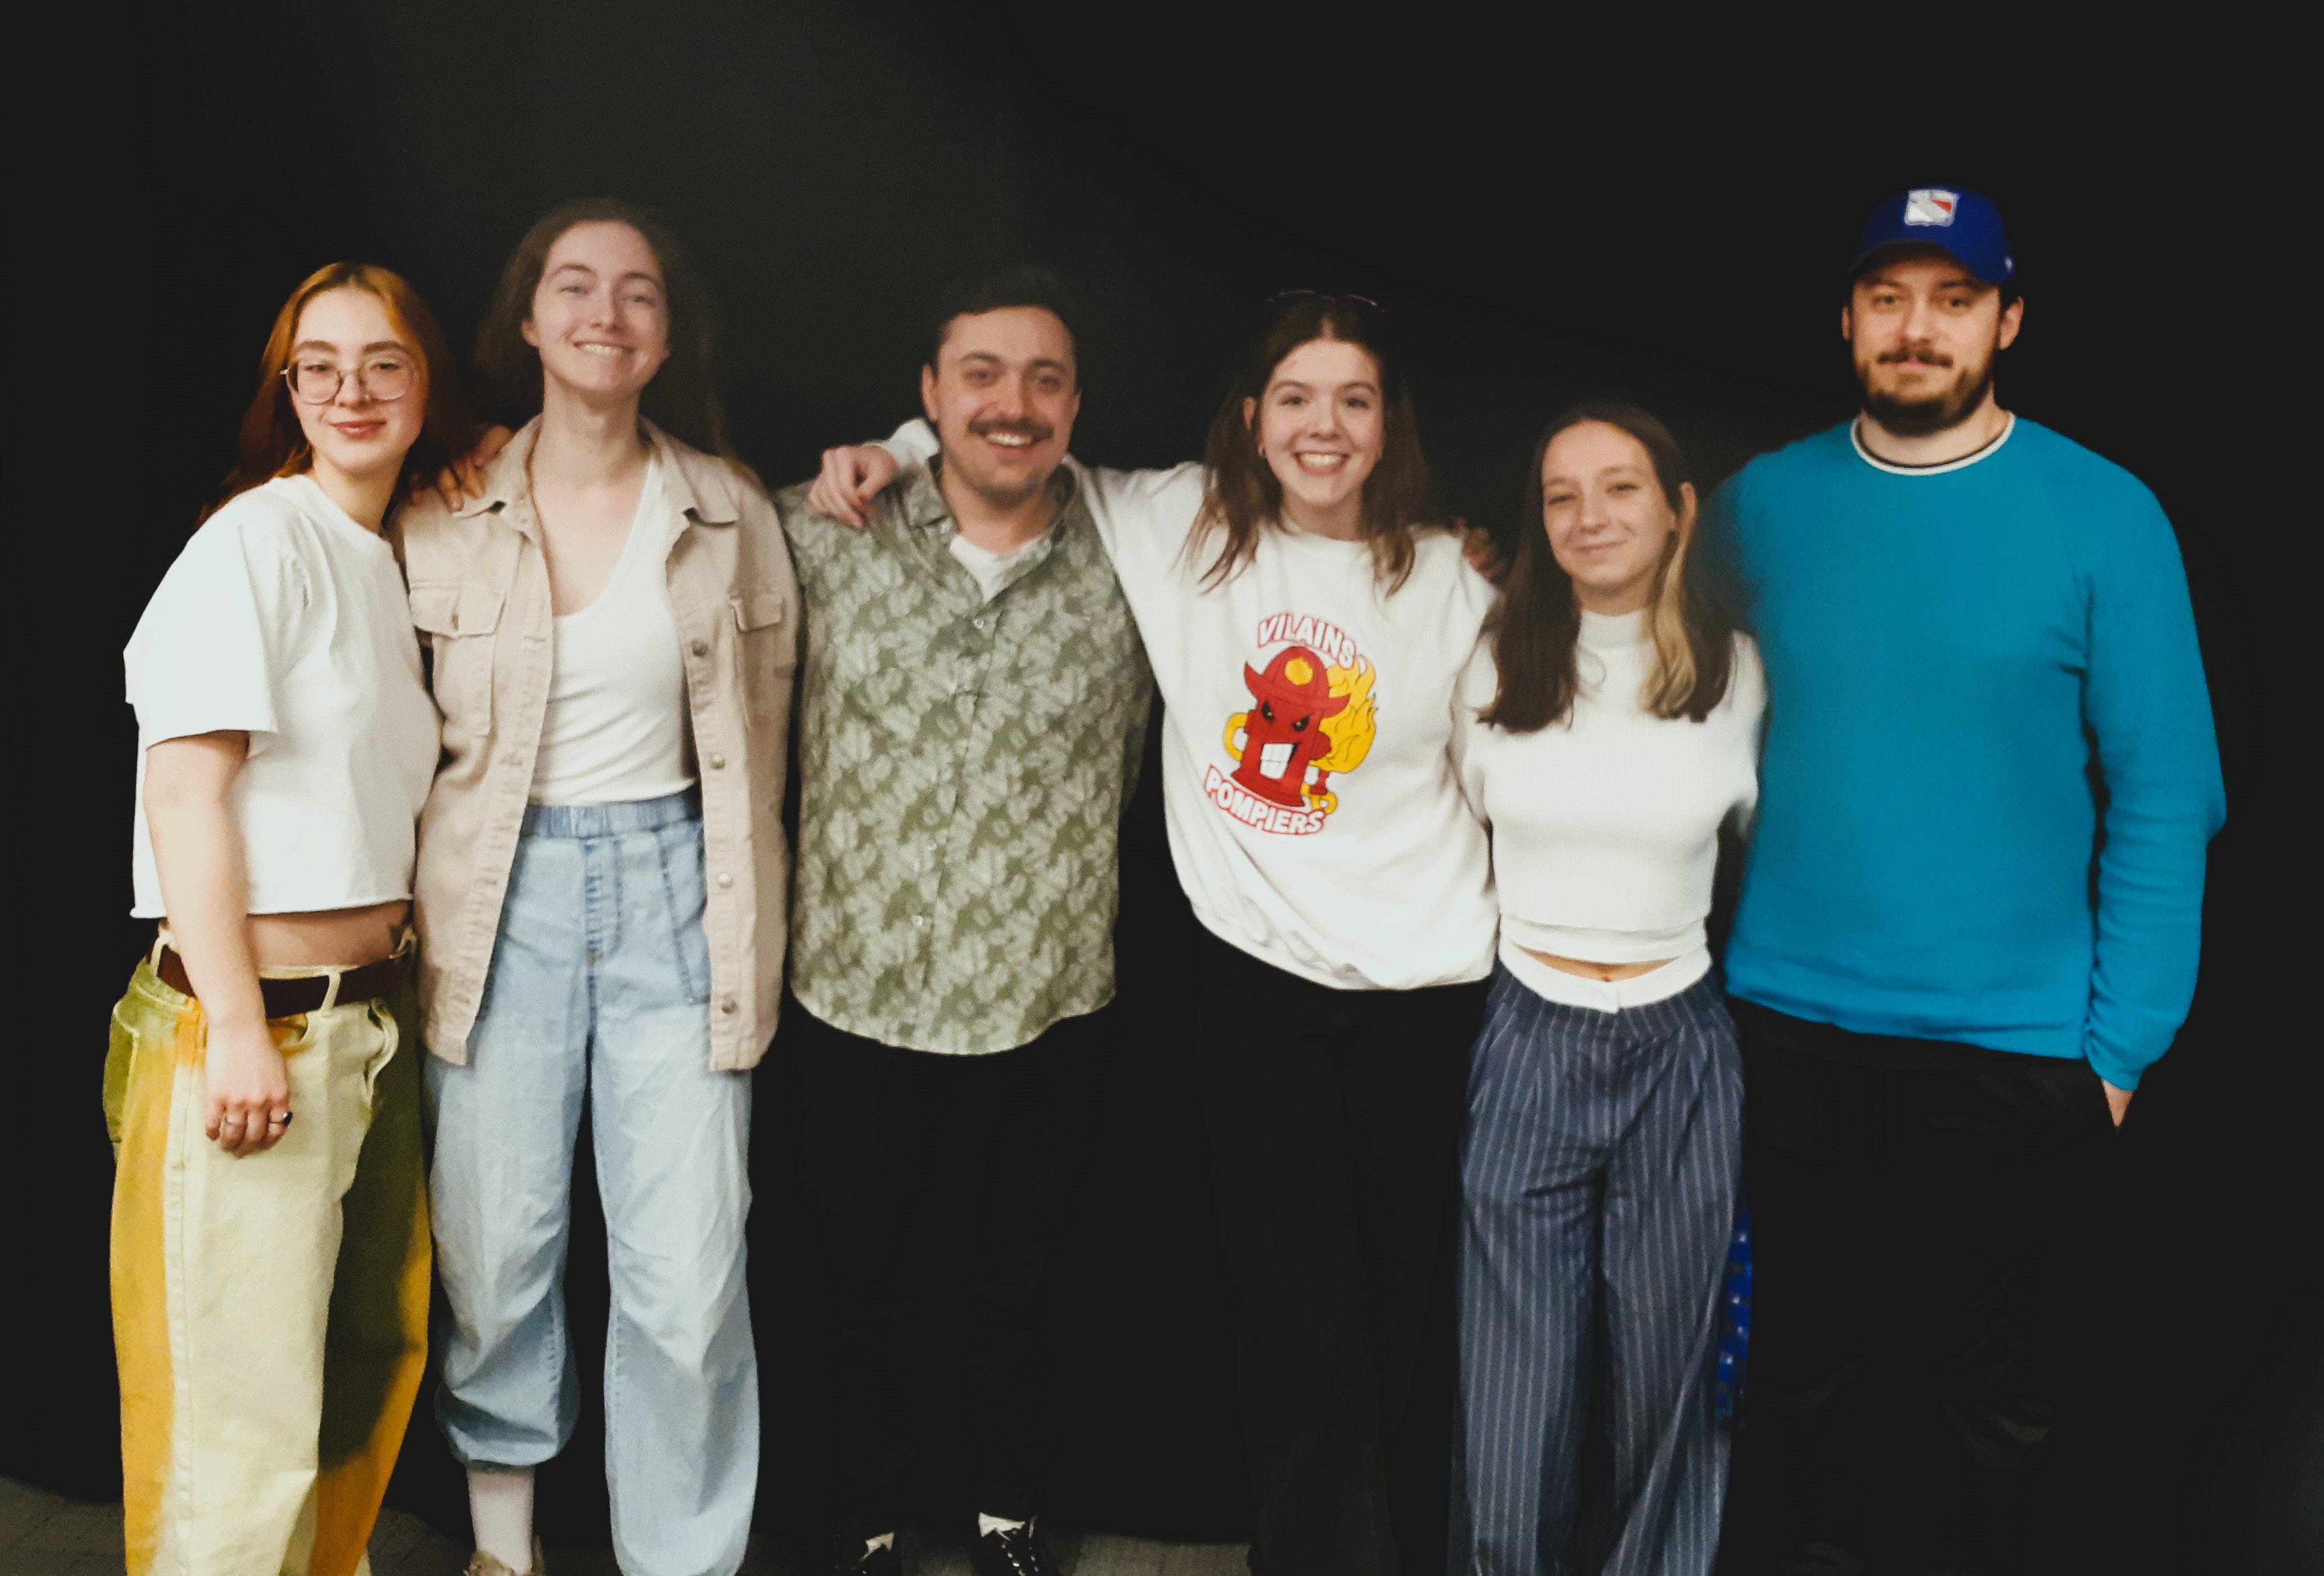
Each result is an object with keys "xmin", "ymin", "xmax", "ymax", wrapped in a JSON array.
[{"xmin": 1264, "ymin": 288, "xmax": 1386, "ymax": 316}]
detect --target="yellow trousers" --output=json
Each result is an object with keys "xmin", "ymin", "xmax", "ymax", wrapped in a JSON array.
[{"xmin": 104, "ymin": 951, "xmax": 430, "ymax": 1576}]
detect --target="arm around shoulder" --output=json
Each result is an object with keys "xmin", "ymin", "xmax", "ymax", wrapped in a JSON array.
[
  {"xmin": 770, "ymin": 475, "xmax": 844, "ymax": 590},
  {"xmin": 1448, "ymin": 632, "xmax": 1501, "ymax": 823},
  {"xmin": 1073, "ymin": 453, "xmax": 1208, "ymax": 527},
  {"xmin": 880, "ymin": 418, "xmax": 941, "ymax": 467},
  {"xmin": 874, "ymin": 416, "xmax": 1207, "ymax": 531}
]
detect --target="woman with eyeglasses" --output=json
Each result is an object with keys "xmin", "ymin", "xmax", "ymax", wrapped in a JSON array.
[
  {"xmin": 812, "ymin": 291, "xmax": 1499, "ymax": 1576},
  {"xmin": 1450, "ymin": 404, "xmax": 1761, "ymax": 1575},
  {"xmin": 108, "ymin": 262, "xmax": 468, "ymax": 1574},
  {"xmin": 399, "ymin": 199, "xmax": 798, "ymax": 1576}
]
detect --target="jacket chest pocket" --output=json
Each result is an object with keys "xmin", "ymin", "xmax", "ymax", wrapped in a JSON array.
[
  {"xmin": 409, "ymin": 580, "xmax": 505, "ymax": 736},
  {"xmin": 729, "ymin": 590, "xmax": 794, "ymax": 651},
  {"xmin": 731, "ymin": 587, "xmax": 797, "ymax": 679}
]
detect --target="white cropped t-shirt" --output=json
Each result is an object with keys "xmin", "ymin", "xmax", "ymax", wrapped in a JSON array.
[
  {"xmin": 125, "ymin": 476, "xmax": 440, "ymax": 917},
  {"xmin": 529, "ymin": 456, "xmax": 697, "ymax": 807},
  {"xmin": 1455, "ymin": 609, "xmax": 1765, "ymax": 973}
]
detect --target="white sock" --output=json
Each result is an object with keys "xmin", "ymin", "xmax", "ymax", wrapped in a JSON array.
[
  {"xmin": 864, "ymin": 1533, "xmax": 896, "ymax": 1553},
  {"xmin": 978, "ymin": 1512, "xmax": 1030, "ymax": 1537},
  {"xmin": 468, "ymin": 1467, "xmax": 536, "ymax": 1573}
]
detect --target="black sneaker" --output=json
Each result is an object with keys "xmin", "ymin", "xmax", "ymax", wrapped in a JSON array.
[
  {"xmin": 830, "ymin": 1534, "xmax": 902, "ymax": 1576},
  {"xmin": 969, "ymin": 1522, "xmax": 1063, "ymax": 1576}
]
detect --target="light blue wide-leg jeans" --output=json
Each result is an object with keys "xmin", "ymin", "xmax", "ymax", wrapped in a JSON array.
[{"xmin": 427, "ymin": 789, "xmax": 757, "ymax": 1576}]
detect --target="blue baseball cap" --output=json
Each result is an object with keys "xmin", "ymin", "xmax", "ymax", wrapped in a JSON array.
[{"xmin": 1852, "ymin": 187, "xmax": 2014, "ymax": 287}]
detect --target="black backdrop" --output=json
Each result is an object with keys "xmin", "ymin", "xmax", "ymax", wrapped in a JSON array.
[{"xmin": 9, "ymin": 6, "xmax": 2316, "ymax": 1572}]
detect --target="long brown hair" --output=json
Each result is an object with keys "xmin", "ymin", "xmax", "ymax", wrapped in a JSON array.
[
  {"xmin": 211, "ymin": 262, "xmax": 473, "ymax": 519},
  {"xmin": 473, "ymin": 197, "xmax": 730, "ymax": 457},
  {"xmin": 1481, "ymin": 401, "xmax": 1741, "ymax": 732},
  {"xmin": 1192, "ymin": 293, "xmax": 1438, "ymax": 592}
]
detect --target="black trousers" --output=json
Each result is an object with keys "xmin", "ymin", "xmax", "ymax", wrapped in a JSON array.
[
  {"xmin": 1195, "ymin": 930, "xmax": 1488, "ymax": 1576},
  {"xmin": 789, "ymin": 1003, "xmax": 1105, "ymax": 1537},
  {"xmin": 1728, "ymin": 1001, "xmax": 2116, "ymax": 1576}
]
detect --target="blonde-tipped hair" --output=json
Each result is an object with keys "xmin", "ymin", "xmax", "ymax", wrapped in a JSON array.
[
  {"xmin": 1481, "ymin": 401, "xmax": 1742, "ymax": 733},
  {"xmin": 1639, "ymin": 508, "xmax": 1707, "ymax": 718}
]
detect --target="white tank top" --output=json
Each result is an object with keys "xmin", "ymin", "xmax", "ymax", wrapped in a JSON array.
[{"xmin": 529, "ymin": 457, "xmax": 696, "ymax": 806}]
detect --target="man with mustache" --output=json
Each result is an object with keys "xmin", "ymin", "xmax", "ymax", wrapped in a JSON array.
[
  {"xmin": 776, "ymin": 266, "xmax": 1150, "ymax": 1576},
  {"xmin": 1707, "ymin": 189, "xmax": 2224, "ymax": 1572}
]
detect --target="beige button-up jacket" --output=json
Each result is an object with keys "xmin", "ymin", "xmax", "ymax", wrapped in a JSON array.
[{"xmin": 398, "ymin": 419, "xmax": 799, "ymax": 1069}]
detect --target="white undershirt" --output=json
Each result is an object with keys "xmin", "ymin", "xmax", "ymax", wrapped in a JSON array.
[
  {"xmin": 1455, "ymin": 610, "xmax": 1765, "ymax": 1010},
  {"xmin": 949, "ymin": 529, "xmax": 1050, "ymax": 602},
  {"xmin": 529, "ymin": 457, "xmax": 697, "ymax": 807}
]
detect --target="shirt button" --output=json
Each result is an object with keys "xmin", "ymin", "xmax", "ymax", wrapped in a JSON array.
[
  {"xmin": 707, "ymin": 753, "xmax": 726, "ymax": 769},
  {"xmin": 973, "ymin": 615, "xmax": 993, "ymax": 633},
  {"xmin": 912, "ymin": 914, "xmax": 928, "ymax": 929},
  {"xmin": 719, "ymin": 996, "xmax": 737, "ymax": 1014},
  {"xmin": 716, "ymin": 872, "xmax": 733, "ymax": 889},
  {"xmin": 691, "ymin": 638, "xmax": 710, "ymax": 657}
]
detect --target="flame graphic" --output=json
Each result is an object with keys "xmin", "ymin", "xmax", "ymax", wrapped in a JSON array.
[{"xmin": 1304, "ymin": 658, "xmax": 1377, "ymax": 813}]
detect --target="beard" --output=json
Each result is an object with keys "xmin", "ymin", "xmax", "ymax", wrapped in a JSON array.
[{"xmin": 1856, "ymin": 342, "xmax": 1996, "ymax": 438}]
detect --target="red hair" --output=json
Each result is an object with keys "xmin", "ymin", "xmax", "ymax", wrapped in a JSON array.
[{"xmin": 208, "ymin": 262, "xmax": 475, "ymax": 520}]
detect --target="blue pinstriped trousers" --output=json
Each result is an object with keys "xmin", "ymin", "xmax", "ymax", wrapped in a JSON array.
[{"xmin": 1453, "ymin": 966, "xmax": 1742, "ymax": 1575}]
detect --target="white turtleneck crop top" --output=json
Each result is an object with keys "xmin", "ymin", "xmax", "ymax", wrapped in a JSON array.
[{"xmin": 1454, "ymin": 609, "xmax": 1765, "ymax": 967}]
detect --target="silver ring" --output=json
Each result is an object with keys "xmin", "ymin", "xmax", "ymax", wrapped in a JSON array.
[{"xmin": 269, "ymin": 1112, "xmax": 293, "ymax": 1127}]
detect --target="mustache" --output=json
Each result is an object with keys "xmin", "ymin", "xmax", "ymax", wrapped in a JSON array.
[
  {"xmin": 968, "ymin": 417, "xmax": 1054, "ymax": 444},
  {"xmin": 1876, "ymin": 345, "xmax": 1954, "ymax": 367}
]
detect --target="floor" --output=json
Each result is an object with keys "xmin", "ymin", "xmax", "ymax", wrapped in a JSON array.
[{"xmin": 0, "ymin": 1477, "xmax": 1249, "ymax": 1575}]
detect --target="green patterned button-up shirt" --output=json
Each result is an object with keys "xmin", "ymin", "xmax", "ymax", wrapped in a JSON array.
[{"xmin": 779, "ymin": 463, "xmax": 1152, "ymax": 1054}]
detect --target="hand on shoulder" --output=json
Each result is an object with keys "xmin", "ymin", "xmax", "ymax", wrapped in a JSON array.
[
  {"xmin": 407, "ymin": 425, "xmax": 515, "ymax": 513},
  {"xmin": 1455, "ymin": 519, "xmax": 1508, "ymax": 586},
  {"xmin": 806, "ymin": 444, "xmax": 900, "ymax": 529}
]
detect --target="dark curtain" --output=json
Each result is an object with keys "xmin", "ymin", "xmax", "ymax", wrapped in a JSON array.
[{"xmin": 7, "ymin": 6, "xmax": 2312, "ymax": 1572}]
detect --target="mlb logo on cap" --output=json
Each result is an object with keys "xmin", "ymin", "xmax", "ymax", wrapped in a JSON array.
[
  {"xmin": 1903, "ymin": 189, "xmax": 1958, "ymax": 227},
  {"xmin": 1854, "ymin": 185, "xmax": 2014, "ymax": 287}
]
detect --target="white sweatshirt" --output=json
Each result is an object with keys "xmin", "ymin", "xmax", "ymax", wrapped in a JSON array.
[
  {"xmin": 1454, "ymin": 609, "xmax": 1764, "ymax": 998},
  {"xmin": 883, "ymin": 422, "xmax": 1502, "ymax": 990}
]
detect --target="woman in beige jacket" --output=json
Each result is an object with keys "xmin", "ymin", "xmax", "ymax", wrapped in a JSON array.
[{"xmin": 398, "ymin": 199, "xmax": 797, "ymax": 1576}]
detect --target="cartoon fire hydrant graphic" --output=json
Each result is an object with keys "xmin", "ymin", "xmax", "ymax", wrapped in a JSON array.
[{"xmin": 1223, "ymin": 646, "xmax": 1378, "ymax": 815}]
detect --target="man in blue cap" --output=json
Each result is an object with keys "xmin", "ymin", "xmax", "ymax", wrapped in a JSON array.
[{"xmin": 1705, "ymin": 188, "xmax": 2225, "ymax": 1570}]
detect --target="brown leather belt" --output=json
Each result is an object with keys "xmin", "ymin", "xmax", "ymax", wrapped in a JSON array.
[{"xmin": 155, "ymin": 945, "xmax": 413, "ymax": 1019}]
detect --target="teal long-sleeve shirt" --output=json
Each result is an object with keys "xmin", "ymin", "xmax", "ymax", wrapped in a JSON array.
[{"xmin": 1709, "ymin": 416, "xmax": 2225, "ymax": 1090}]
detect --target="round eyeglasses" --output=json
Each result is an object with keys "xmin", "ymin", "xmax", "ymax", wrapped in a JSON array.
[{"xmin": 283, "ymin": 354, "xmax": 416, "ymax": 405}]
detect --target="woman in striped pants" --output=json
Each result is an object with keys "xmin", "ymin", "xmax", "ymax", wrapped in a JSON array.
[{"xmin": 1449, "ymin": 403, "xmax": 1764, "ymax": 1574}]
